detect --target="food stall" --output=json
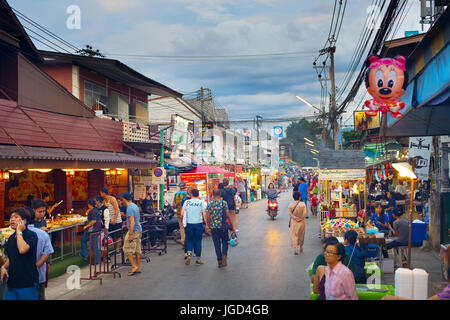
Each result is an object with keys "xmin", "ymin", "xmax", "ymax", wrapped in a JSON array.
[
  {"xmin": 180, "ymin": 165, "xmax": 235, "ymax": 202},
  {"xmin": 318, "ymin": 150, "xmax": 367, "ymax": 237}
]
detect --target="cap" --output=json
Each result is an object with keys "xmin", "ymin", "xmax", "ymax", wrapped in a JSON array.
[
  {"xmin": 179, "ymin": 182, "xmax": 186, "ymax": 189},
  {"xmin": 120, "ymin": 192, "xmax": 133, "ymax": 201}
]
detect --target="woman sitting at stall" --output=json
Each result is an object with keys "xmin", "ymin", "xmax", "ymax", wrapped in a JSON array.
[
  {"xmin": 344, "ymin": 230, "xmax": 366, "ymax": 284},
  {"xmin": 322, "ymin": 242, "xmax": 358, "ymax": 300},
  {"xmin": 368, "ymin": 203, "xmax": 390, "ymax": 235}
]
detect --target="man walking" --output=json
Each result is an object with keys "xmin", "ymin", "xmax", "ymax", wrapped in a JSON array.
[
  {"xmin": 220, "ymin": 179, "xmax": 238, "ymax": 231},
  {"xmin": 298, "ymin": 178, "xmax": 309, "ymax": 218},
  {"xmin": 205, "ymin": 189, "xmax": 236, "ymax": 268},
  {"xmin": 27, "ymin": 209, "xmax": 54, "ymax": 300},
  {"xmin": 120, "ymin": 192, "xmax": 143, "ymax": 276},
  {"xmin": 173, "ymin": 182, "xmax": 188, "ymax": 248},
  {"xmin": 1, "ymin": 208, "xmax": 39, "ymax": 300},
  {"xmin": 182, "ymin": 189, "xmax": 207, "ymax": 266}
]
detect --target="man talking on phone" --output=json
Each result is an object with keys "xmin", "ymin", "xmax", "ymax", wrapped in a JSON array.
[{"xmin": 0, "ymin": 208, "xmax": 39, "ymax": 300}]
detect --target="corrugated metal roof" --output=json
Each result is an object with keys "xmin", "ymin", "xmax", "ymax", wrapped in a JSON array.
[
  {"xmin": 0, "ymin": 144, "xmax": 155, "ymax": 164},
  {"xmin": 318, "ymin": 149, "xmax": 365, "ymax": 169}
]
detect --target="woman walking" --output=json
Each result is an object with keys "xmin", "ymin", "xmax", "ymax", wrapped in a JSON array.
[{"xmin": 288, "ymin": 191, "xmax": 307, "ymax": 255}]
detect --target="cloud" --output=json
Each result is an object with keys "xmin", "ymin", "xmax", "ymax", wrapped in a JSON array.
[{"xmin": 94, "ymin": 0, "xmax": 142, "ymax": 13}]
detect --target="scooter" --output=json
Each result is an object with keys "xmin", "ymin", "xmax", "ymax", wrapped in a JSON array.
[{"xmin": 267, "ymin": 198, "xmax": 279, "ymax": 220}]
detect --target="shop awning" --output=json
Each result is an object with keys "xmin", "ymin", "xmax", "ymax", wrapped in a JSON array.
[
  {"xmin": 183, "ymin": 165, "xmax": 231, "ymax": 174},
  {"xmin": 0, "ymin": 144, "xmax": 156, "ymax": 169}
]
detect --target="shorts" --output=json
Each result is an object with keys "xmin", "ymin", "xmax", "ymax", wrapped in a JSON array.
[
  {"xmin": 123, "ymin": 231, "xmax": 142, "ymax": 256},
  {"xmin": 240, "ymin": 192, "xmax": 247, "ymax": 203},
  {"xmin": 108, "ymin": 222, "xmax": 123, "ymax": 240}
]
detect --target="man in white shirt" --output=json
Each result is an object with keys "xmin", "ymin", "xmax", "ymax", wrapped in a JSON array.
[{"xmin": 181, "ymin": 189, "xmax": 207, "ymax": 266}]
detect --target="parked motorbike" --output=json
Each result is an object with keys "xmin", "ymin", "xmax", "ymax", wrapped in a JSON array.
[
  {"xmin": 161, "ymin": 204, "xmax": 180, "ymax": 239},
  {"xmin": 267, "ymin": 198, "xmax": 279, "ymax": 220}
]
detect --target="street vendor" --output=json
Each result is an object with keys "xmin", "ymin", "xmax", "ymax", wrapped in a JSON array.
[
  {"xmin": 368, "ymin": 203, "xmax": 390, "ymax": 235},
  {"xmin": 385, "ymin": 191, "xmax": 397, "ymax": 226}
]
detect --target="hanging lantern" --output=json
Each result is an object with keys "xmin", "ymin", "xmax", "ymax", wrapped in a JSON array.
[{"xmin": 364, "ymin": 55, "xmax": 408, "ymax": 118}]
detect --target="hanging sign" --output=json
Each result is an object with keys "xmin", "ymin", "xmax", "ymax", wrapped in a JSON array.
[
  {"xmin": 408, "ymin": 136, "xmax": 432, "ymax": 181},
  {"xmin": 319, "ymin": 169, "xmax": 366, "ymax": 181},
  {"xmin": 364, "ymin": 55, "xmax": 408, "ymax": 118}
]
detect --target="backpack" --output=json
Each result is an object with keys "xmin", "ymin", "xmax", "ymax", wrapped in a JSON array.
[{"xmin": 222, "ymin": 188, "xmax": 236, "ymax": 210}]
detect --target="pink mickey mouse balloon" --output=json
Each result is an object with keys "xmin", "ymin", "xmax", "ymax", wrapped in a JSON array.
[{"xmin": 364, "ymin": 55, "xmax": 408, "ymax": 118}]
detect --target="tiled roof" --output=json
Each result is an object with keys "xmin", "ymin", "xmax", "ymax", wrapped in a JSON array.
[{"xmin": 318, "ymin": 149, "xmax": 365, "ymax": 169}]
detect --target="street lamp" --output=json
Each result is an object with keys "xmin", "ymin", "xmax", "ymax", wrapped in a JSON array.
[
  {"xmin": 304, "ymin": 137, "xmax": 314, "ymax": 145},
  {"xmin": 296, "ymin": 95, "xmax": 321, "ymax": 112},
  {"xmin": 392, "ymin": 162, "xmax": 416, "ymax": 269},
  {"xmin": 305, "ymin": 141, "xmax": 314, "ymax": 147}
]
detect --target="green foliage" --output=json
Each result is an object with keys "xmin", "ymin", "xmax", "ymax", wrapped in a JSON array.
[
  {"xmin": 342, "ymin": 130, "xmax": 361, "ymax": 143},
  {"xmin": 282, "ymin": 119, "xmax": 325, "ymax": 166}
]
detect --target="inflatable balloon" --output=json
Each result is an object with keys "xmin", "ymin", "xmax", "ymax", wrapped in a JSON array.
[{"xmin": 364, "ymin": 55, "xmax": 408, "ymax": 118}]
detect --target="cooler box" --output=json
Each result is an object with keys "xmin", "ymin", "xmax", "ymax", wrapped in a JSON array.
[{"xmin": 411, "ymin": 222, "xmax": 427, "ymax": 246}]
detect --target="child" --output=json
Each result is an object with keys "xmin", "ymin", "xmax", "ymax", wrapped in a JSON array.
[{"xmin": 311, "ymin": 193, "xmax": 319, "ymax": 217}]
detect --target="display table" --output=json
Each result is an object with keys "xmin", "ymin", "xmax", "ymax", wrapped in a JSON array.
[
  {"xmin": 1, "ymin": 215, "xmax": 87, "ymax": 264},
  {"xmin": 310, "ymin": 283, "xmax": 395, "ymax": 300}
]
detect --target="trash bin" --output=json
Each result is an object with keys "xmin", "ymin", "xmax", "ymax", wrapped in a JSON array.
[{"xmin": 411, "ymin": 221, "xmax": 427, "ymax": 246}]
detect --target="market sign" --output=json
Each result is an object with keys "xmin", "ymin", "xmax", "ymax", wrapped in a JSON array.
[
  {"xmin": 194, "ymin": 122, "xmax": 214, "ymax": 143},
  {"xmin": 180, "ymin": 173, "xmax": 208, "ymax": 201},
  {"xmin": 319, "ymin": 169, "xmax": 366, "ymax": 181},
  {"xmin": 408, "ymin": 136, "xmax": 432, "ymax": 181}
]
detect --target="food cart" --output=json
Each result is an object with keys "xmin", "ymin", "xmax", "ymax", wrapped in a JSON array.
[
  {"xmin": 318, "ymin": 150, "xmax": 367, "ymax": 239},
  {"xmin": 180, "ymin": 165, "xmax": 235, "ymax": 202}
]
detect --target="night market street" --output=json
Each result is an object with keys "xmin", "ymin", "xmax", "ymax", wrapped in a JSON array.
[{"xmin": 48, "ymin": 190, "xmax": 322, "ymax": 300}]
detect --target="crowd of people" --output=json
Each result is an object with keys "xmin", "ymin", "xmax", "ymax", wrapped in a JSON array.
[{"xmin": 0, "ymin": 186, "xmax": 146, "ymax": 300}]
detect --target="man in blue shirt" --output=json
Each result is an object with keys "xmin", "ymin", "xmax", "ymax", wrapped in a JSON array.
[
  {"xmin": 27, "ymin": 209, "xmax": 54, "ymax": 300},
  {"xmin": 386, "ymin": 191, "xmax": 397, "ymax": 226},
  {"xmin": 120, "ymin": 192, "xmax": 143, "ymax": 276},
  {"xmin": 298, "ymin": 179, "xmax": 309, "ymax": 217}
]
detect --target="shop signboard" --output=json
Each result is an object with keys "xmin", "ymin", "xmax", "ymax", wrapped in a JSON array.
[
  {"xmin": 354, "ymin": 111, "xmax": 380, "ymax": 131},
  {"xmin": 170, "ymin": 115, "xmax": 191, "ymax": 147},
  {"xmin": 273, "ymin": 126, "xmax": 283, "ymax": 137},
  {"xmin": 194, "ymin": 122, "xmax": 214, "ymax": 143},
  {"xmin": 319, "ymin": 169, "xmax": 366, "ymax": 181},
  {"xmin": 408, "ymin": 136, "xmax": 432, "ymax": 181},
  {"xmin": 180, "ymin": 173, "xmax": 209, "ymax": 201}
]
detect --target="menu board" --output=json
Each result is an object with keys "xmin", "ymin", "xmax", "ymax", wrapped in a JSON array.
[
  {"xmin": 180, "ymin": 173, "xmax": 209, "ymax": 202},
  {"xmin": 133, "ymin": 176, "xmax": 153, "ymax": 200}
]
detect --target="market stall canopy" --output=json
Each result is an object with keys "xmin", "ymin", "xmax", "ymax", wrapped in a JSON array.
[
  {"xmin": 182, "ymin": 165, "xmax": 230, "ymax": 174},
  {"xmin": 318, "ymin": 149, "xmax": 365, "ymax": 170},
  {"xmin": 318, "ymin": 149, "xmax": 366, "ymax": 181},
  {"xmin": 0, "ymin": 145, "xmax": 156, "ymax": 169},
  {"xmin": 165, "ymin": 157, "xmax": 193, "ymax": 168}
]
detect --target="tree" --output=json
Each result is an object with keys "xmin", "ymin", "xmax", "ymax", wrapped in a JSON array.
[{"xmin": 281, "ymin": 119, "xmax": 325, "ymax": 166}]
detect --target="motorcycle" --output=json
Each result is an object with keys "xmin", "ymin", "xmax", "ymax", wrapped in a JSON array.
[{"xmin": 267, "ymin": 198, "xmax": 279, "ymax": 220}]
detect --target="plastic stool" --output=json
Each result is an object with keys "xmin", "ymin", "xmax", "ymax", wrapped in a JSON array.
[{"xmin": 392, "ymin": 246, "xmax": 408, "ymax": 268}]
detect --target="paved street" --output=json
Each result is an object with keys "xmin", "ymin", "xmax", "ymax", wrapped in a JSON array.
[{"xmin": 52, "ymin": 190, "xmax": 323, "ymax": 300}]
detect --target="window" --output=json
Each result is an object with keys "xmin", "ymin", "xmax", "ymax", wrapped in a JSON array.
[{"xmin": 84, "ymin": 81, "xmax": 107, "ymax": 110}]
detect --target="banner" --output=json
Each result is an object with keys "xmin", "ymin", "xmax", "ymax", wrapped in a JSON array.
[
  {"xmin": 180, "ymin": 173, "xmax": 208, "ymax": 201},
  {"xmin": 354, "ymin": 111, "xmax": 380, "ymax": 131},
  {"xmin": 171, "ymin": 115, "xmax": 191, "ymax": 147},
  {"xmin": 319, "ymin": 169, "xmax": 366, "ymax": 181},
  {"xmin": 133, "ymin": 176, "xmax": 152, "ymax": 200},
  {"xmin": 408, "ymin": 136, "xmax": 432, "ymax": 180}
]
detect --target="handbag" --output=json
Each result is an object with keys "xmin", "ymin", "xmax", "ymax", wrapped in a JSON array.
[{"xmin": 289, "ymin": 201, "xmax": 301, "ymax": 228}]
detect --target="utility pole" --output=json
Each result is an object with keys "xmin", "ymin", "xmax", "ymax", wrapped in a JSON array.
[
  {"xmin": 256, "ymin": 115, "xmax": 262, "ymax": 165},
  {"xmin": 200, "ymin": 87, "xmax": 206, "ymax": 163},
  {"xmin": 329, "ymin": 46, "xmax": 338, "ymax": 150}
]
